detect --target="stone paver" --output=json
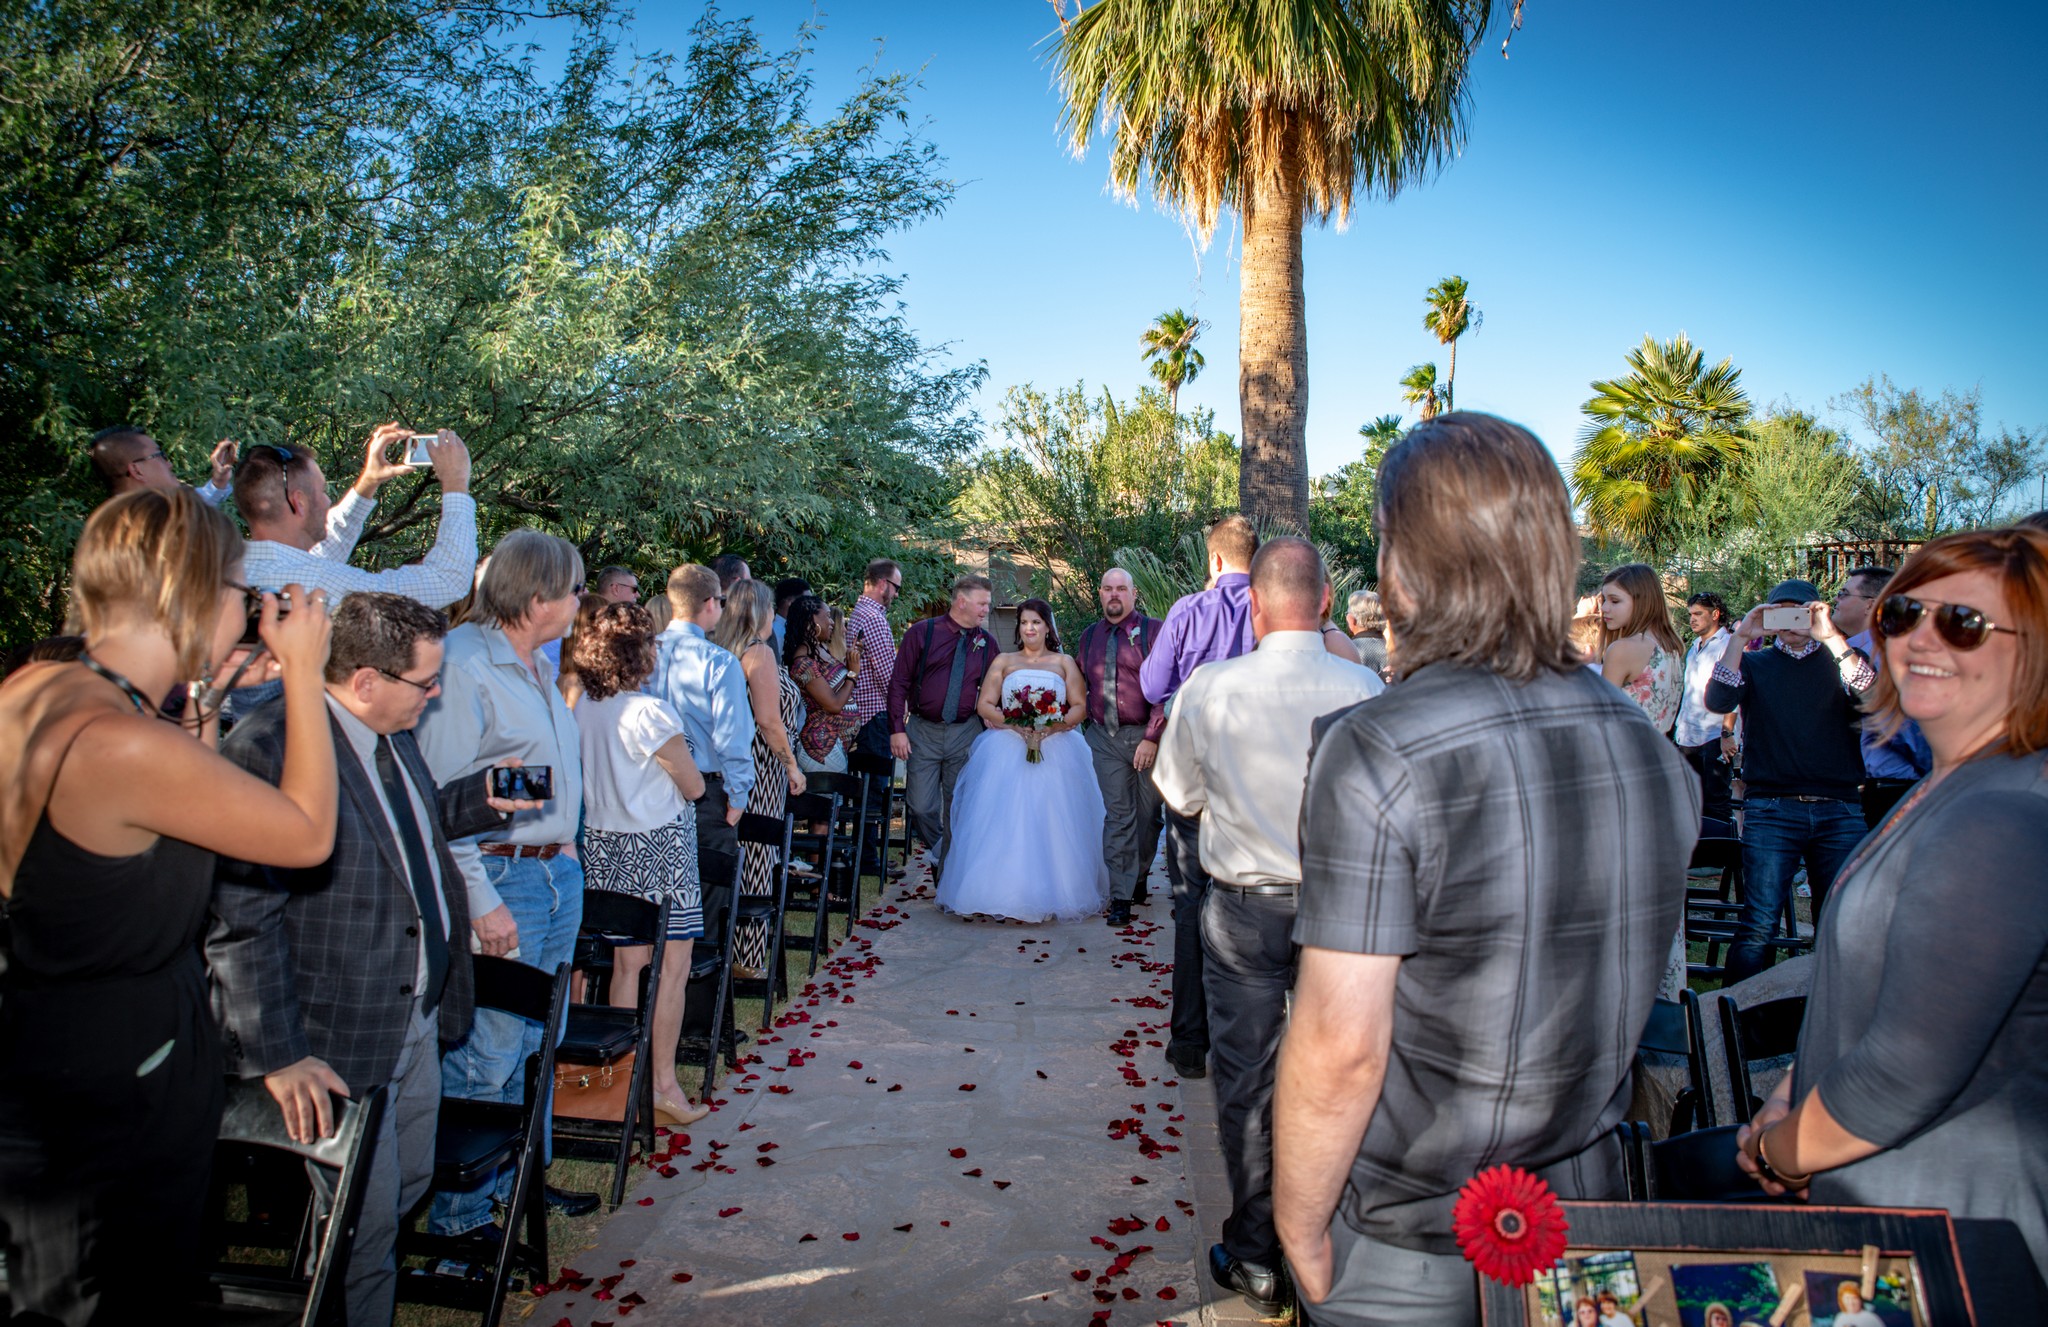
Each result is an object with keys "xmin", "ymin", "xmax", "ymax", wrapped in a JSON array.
[{"xmin": 529, "ymin": 865, "xmax": 1252, "ymax": 1326}]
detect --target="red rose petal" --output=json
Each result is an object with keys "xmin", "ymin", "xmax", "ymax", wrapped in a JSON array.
[
  {"xmin": 1129, "ymin": 1175, "xmax": 1149, "ymax": 1184},
  {"xmin": 618, "ymin": 1259, "xmax": 636, "ymax": 1267},
  {"xmin": 962, "ymin": 1167, "xmax": 982, "ymax": 1177},
  {"xmin": 841, "ymin": 1232, "xmax": 860, "ymax": 1242},
  {"xmin": 888, "ymin": 1084, "xmax": 903, "ymax": 1092},
  {"xmin": 940, "ymin": 1220, "xmax": 950, "ymax": 1227},
  {"xmin": 1157, "ymin": 1286, "xmax": 1178, "ymax": 1299},
  {"xmin": 636, "ymin": 1196, "xmax": 655, "ymax": 1205},
  {"xmin": 1072, "ymin": 1269, "xmax": 1092, "ymax": 1281},
  {"xmin": 670, "ymin": 1272, "xmax": 693, "ymax": 1283},
  {"xmin": 958, "ymin": 1083, "xmax": 976, "ymax": 1092},
  {"xmin": 992, "ymin": 1180, "xmax": 1011, "ymax": 1190},
  {"xmin": 799, "ymin": 1233, "xmax": 817, "ymax": 1243},
  {"xmin": 718, "ymin": 1206, "xmax": 742, "ymax": 1218},
  {"xmin": 894, "ymin": 1222, "xmax": 914, "ymax": 1232},
  {"xmin": 948, "ymin": 1147, "xmax": 967, "ymax": 1158},
  {"xmin": 1155, "ymin": 1217, "xmax": 1170, "ymax": 1231},
  {"xmin": 1122, "ymin": 1286, "xmax": 1141, "ymax": 1300}
]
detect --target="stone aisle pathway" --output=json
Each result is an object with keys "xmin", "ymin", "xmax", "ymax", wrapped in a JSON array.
[{"xmin": 528, "ymin": 867, "xmax": 1231, "ymax": 1326}]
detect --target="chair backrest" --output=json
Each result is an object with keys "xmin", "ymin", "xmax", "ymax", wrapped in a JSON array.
[
  {"xmin": 1689, "ymin": 836, "xmax": 1742, "ymax": 870},
  {"xmin": 804, "ymin": 771, "xmax": 863, "ymax": 803},
  {"xmin": 1636, "ymin": 997, "xmax": 1688, "ymax": 1057},
  {"xmin": 1678, "ymin": 988, "xmax": 1717, "ymax": 1129},
  {"xmin": 737, "ymin": 810, "xmax": 790, "ymax": 848},
  {"xmin": 211, "ymin": 1078, "xmax": 389, "ymax": 1326},
  {"xmin": 787, "ymin": 790, "xmax": 841, "ymax": 823},
  {"xmin": 847, "ymin": 749, "xmax": 893, "ymax": 778},
  {"xmin": 473, "ymin": 954, "xmax": 566, "ymax": 1024},
  {"xmin": 1718, "ymin": 992, "xmax": 1808, "ymax": 1124},
  {"xmin": 577, "ymin": 890, "xmax": 663, "ymax": 947},
  {"xmin": 1649, "ymin": 1123, "xmax": 1765, "ymax": 1202}
]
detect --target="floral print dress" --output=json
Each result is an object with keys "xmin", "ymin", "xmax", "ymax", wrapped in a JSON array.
[{"xmin": 1622, "ymin": 643, "xmax": 1682, "ymax": 734}]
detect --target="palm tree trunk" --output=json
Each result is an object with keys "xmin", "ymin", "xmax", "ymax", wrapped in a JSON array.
[
  {"xmin": 1444, "ymin": 336, "xmax": 1458, "ymax": 414},
  {"xmin": 1237, "ymin": 145, "xmax": 1309, "ymax": 530}
]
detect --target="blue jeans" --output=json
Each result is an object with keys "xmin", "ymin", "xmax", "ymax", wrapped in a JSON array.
[
  {"xmin": 1727, "ymin": 797, "xmax": 1865, "ymax": 985},
  {"xmin": 428, "ymin": 852, "xmax": 584, "ymax": 1236}
]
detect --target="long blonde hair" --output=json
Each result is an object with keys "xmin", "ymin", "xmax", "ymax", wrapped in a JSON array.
[
  {"xmin": 710, "ymin": 579, "xmax": 773, "ymax": 657},
  {"xmin": 70, "ymin": 488, "xmax": 242, "ymax": 679}
]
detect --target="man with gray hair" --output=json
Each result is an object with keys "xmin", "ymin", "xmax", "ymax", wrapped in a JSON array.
[
  {"xmin": 1153, "ymin": 537, "xmax": 1384, "ymax": 1317},
  {"xmin": 888, "ymin": 573, "xmax": 998, "ymax": 879},
  {"xmin": 1345, "ymin": 589, "xmax": 1390, "ymax": 679},
  {"xmin": 415, "ymin": 527, "xmax": 599, "ymax": 1236},
  {"xmin": 1074, "ymin": 567, "xmax": 1166, "ymax": 927}
]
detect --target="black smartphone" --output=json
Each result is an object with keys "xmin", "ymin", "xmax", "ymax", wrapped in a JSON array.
[
  {"xmin": 238, "ymin": 588, "xmax": 290, "ymax": 646},
  {"xmin": 491, "ymin": 765, "xmax": 554, "ymax": 801}
]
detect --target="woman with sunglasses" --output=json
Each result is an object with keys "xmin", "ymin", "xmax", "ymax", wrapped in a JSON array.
[
  {"xmin": 1736, "ymin": 525, "xmax": 2048, "ymax": 1290},
  {"xmin": 0, "ymin": 488, "xmax": 337, "ymax": 1324}
]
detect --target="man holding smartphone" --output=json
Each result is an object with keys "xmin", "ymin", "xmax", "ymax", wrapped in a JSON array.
[{"xmin": 1704, "ymin": 578, "xmax": 1876, "ymax": 984}]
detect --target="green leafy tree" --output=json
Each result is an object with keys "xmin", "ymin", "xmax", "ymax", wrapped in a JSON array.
[
  {"xmin": 957, "ymin": 382, "xmax": 1239, "ymax": 625},
  {"xmin": 1140, "ymin": 309, "xmax": 1206, "ymax": 414},
  {"xmin": 1833, "ymin": 375, "xmax": 2044, "ymax": 536},
  {"xmin": 1052, "ymin": 0, "xmax": 1503, "ymax": 530},
  {"xmin": 0, "ymin": 3, "xmax": 981, "ymax": 646},
  {"xmin": 1422, "ymin": 275, "xmax": 1480, "ymax": 411},
  {"xmin": 1572, "ymin": 333, "xmax": 1752, "ymax": 561},
  {"xmin": 1400, "ymin": 363, "xmax": 1443, "ymax": 421}
]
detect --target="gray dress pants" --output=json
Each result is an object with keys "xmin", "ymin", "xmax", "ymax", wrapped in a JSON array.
[
  {"xmin": 307, "ymin": 1005, "xmax": 442, "ymax": 1327},
  {"xmin": 1084, "ymin": 722, "xmax": 1164, "ymax": 903},
  {"xmin": 1305, "ymin": 1221, "xmax": 1480, "ymax": 1326},
  {"xmin": 904, "ymin": 714, "xmax": 980, "ymax": 876}
]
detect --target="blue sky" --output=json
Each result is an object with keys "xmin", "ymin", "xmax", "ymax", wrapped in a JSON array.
[{"xmin": 637, "ymin": 2, "xmax": 2048, "ymax": 482}]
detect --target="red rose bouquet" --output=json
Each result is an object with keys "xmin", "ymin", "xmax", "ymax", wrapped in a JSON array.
[{"xmin": 1000, "ymin": 683, "xmax": 1063, "ymax": 763}]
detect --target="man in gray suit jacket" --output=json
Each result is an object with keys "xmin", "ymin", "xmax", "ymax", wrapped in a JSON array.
[{"xmin": 209, "ymin": 593, "xmax": 531, "ymax": 1325}]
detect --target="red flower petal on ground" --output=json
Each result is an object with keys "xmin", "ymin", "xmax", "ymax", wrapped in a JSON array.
[
  {"xmin": 1451, "ymin": 1165, "xmax": 1570, "ymax": 1286},
  {"xmin": 958, "ymin": 1083, "xmax": 976, "ymax": 1091},
  {"xmin": 718, "ymin": 1207, "xmax": 742, "ymax": 1218},
  {"xmin": 848, "ymin": 1060, "xmax": 863, "ymax": 1069},
  {"xmin": 949, "ymin": 1147, "xmax": 967, "ymax": 1158},
  {"xmin": 1155, "ymin": 1216, "xmax": 1170, "ymax": 1231},
  {"xmin": 756, "ymin": 1142, "xmax": 778, "ymax": 1152},
  {"xmin": 992, "ymin": 1180, "xmax": 1011, "ymax": 1190},
  {"xmin": 894, "ymin": 1223, "xmax": 914, "ymax": 1232},
  {"xmin": 1122, "ymin": 1286, "xmax": 1140, "ymax": 1300},
  {"xmin": 962, "ymin": 1167, "xmax": 982, "ymax": 1177},
  {"xmin": 842, "ymin": 1232, "xmax": 860, "ymax": 1241},
  {"xmin": 636, "ymin": 1197, "xmax": 654, "ymax": 1206},
  {"xmin": 618, "ymin": 1259, "xmax": 636, "ymax": 1267},
  {"xmin": 669, "ymin": 1272, "xmax": 693, "ymax": 1283},
  {"xmin": 1129, "ymin": 1175, "xmax": 1149, "ymax": 1184},
  {"xmin": 799, "ymin": 1233, "xmax": 817, "ymax": 1243},
  {"xmin": 1157, "ymin": 1286, "xmax": 1178, "ymax": 1300},
  {"xmin": 887, "ymin": 1084, "xmax": 903, "ymax": 1092},
  {"xmin": 1072, "ymin": 1269, "xmax": 1092, "ymax": 1281}
]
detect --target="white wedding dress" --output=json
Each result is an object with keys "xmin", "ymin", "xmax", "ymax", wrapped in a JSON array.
[{"xmin": 935, "ymin": 666, "xmax": 1110, "ymax": 922}]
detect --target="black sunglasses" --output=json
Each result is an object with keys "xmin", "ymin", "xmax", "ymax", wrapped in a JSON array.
[{"xmin": 1876, "ymin": 594, "xmax": 2018, "ymax": 651}]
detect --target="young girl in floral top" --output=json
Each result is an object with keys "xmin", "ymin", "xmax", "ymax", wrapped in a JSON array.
[{"xmin": 1598, "ymin": 563, "xmax": 1684, "ymax": 732}]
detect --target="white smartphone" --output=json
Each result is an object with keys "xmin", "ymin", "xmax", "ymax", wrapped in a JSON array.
[
  {"xmin": 1760, "ymin": 604, "xmax": 1811, "ymax": 633},
  {"xmin": 403, "ymin": 433, "xmax": 436, "ymax": 467}
]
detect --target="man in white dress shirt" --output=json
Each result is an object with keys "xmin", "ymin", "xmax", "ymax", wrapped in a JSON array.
[
  {"xmin": 1672, "ymin": 591, "xmax": 1737, "ymax": 825},
  {"xmin": 1152, "ymin": 536, "xmax": 1384, "ymax": 1318},
  {"xmin": 234, "ymin": 423, "xmax": 480, "ymax": 609}
]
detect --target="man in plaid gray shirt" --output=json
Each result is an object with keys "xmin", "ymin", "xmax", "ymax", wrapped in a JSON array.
[{"xmin": 1273, "ymin": 415, "xmax": 1698, "ymax": 1325}]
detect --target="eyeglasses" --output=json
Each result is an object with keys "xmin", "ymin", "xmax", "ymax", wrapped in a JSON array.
[
  {"xmin": 1876, "ymin": 594, "xmax": 2018, "ymax": 651},
  {"xmin": 571, "ymin": 581, "xmax": 587, "ymax": 596},
  {"xmin": 377, "ymin": 668, "xmax": 442, "ymax": 693},
  {"xmin": 1834, "ymin": 587, "xmax": 1875, "ymax": 602}
]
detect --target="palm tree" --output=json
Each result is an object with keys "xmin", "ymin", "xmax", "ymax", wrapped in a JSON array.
[
  {"xmin": 1358, "ymin": 413, "xmax": 1404, "ymax": 448},
  {"xmin": 1140, "ymin": 309, "xmax": 1206, "ymax": 415},
  {"xmin": 1399, "ymin": 363, "xmax": 1442, "ymax": 421},
  {"xmin": 1572, "ymin": 333, "xmax": 1753, "ymax": 560},
  {"xmin": 1053, "ymin": 1, "xmax": 1500, "ymax": 530},
  {"xmin": 1422, "ymin": 275, "xmax": 1480, "ymax": 411}
]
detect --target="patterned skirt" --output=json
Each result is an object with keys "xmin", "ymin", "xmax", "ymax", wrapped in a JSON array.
[{"xmin": 581, "ymin": 816, "xmax": 703, "ymax": 941}]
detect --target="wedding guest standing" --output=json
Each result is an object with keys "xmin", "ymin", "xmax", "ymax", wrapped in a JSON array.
[
  {"xmin": 714, "ymin": 580, "xmax": 805, "ymax": 978},
  {"xmin": 1596, "ymin": 562, "xmax": 1683, "ymax": 732},
  {"xmin": 1273, "ymin": 415, "xmax": 1697, "ymax": 1325},
  {"xmin": 787, "ymin": 593, "xmax": 863, "ymax": 775},
  {"xmin": 1834, "ymin": 565, "xmax": 1932, "ymax": 827},
  {"xmin": 415, "ymin": 529, "xmax": 598, "ymax": 1233},
  {"xmin": 89, "ymin": 424, "xmax": 237, "ymax": 507},
  {"xmin": 1139, "ymin": 512, "xmax": 1259, "ymax": 1082},
  {"xmin": 1153, "ymin": 538, "xmax": 1383, "ymax": 1319},
  {"xmin": 847, "ymin": 557, "xmax": 903, "ymax": 760},
  {"xmin": 0, "ymin": 489, "xmax": 337, "ymax": 1324},
  {"xmin": 1345, "ymin": 590, "xmax": 1390, "ymax": 680},
  {"xmin": 209, "ymin": 592, "xmax": 514, "ymax": 1326},
  {"xmin": 1074, "ymin": 568, "xmax": 1166, "ymax": 927},
  {"xmin": 1673, "ymin": 591, "xmax": 1737, "ymax": 824},
  {"xmin": 888, "ymin": 574, "xmax": 997, "ymax": 881},
  {"xmin": 1735, "ymin": 526, "xmax": 2048, "ymax": 1291}
]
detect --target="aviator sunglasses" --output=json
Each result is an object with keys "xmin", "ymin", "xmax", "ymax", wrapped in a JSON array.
[{"xmin": 1875, "ymin": 594, "xmax": 2018, "ymax": 651}]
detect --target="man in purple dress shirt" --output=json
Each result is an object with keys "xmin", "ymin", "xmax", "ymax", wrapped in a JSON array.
[
  {"xmin": 1139, "ymin": 514, "xmax": 1260, "ymax": 1080},
  {"xmin": 1076, "ymin": 568, "xmax": 1167, "ymax": 928},
  {"xmin": 888, "ymin": 574, "xmax": 999, "ymax": 881}
]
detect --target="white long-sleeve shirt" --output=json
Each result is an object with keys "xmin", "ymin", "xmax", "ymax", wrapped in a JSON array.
[{"xmin": 240, "ymin": 492, "xmax": 478, "ymax": 609}]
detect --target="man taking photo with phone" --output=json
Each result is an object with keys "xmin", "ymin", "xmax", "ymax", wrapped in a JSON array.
[{"xmin": 1705, "ymin": 578, "xmax": 1876, "ymax": 984}]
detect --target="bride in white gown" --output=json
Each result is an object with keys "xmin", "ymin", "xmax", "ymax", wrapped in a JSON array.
[{"xmin": 935, "ymin": 599, "xmax": 1110, "ymax": 922}]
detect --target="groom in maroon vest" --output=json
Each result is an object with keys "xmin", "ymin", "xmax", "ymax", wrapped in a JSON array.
[{"xmin": 1075, "ymin": 567, "xmax": 1166, "ymax": 927}]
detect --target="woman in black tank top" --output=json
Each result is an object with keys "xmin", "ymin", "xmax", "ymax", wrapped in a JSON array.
[{"xmin": 0, "ymin": 488, "xmax": 339, "ymax": 1325}]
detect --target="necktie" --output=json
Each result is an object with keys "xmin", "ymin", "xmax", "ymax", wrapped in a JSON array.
[
  {"xmin": 375, "ymin": 736, "xmax": 449, "ymax": 1010},
  {"xmin": 940, "ymin": 624, "xmax": 972, "ymax": 724},
  {"xmin": 1101, "ymin": 625, "xmax": 1120, "ymax": 735}
]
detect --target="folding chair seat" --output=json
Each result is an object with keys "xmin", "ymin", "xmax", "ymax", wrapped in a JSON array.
[
  {"xmin": 847, "ymin": 749, "xmax": 902, "ymax": 881},
  {"xmin": 553, "ymin": 891, "xmax": 671, "ymax": 1208},
  {"xmin": 1634, "ymin": 996, "xmax": 1709, "ymax": 1135},
  {"xmin": 397, "ymin": 956, "xmax": 569, "ymax": 1327},
  {"xmin": 694, "ymin": 833, "xmax": 775, "ymax": 1089},
  {"xmin": 782, "ymin": 791, "xmax": 843, "ymax": 974},
  {"xmin": 1718, "ymin": 992, "xmax": 1808, "ymax": 1125},
  {"xmin": 803, "ymin": 771, "xmax": 869, "ymax": 925},
  {"xmin": 196, "ymin": 1080, "xmax": 389, "ymax": 1326},
  {"xmin": 1645, "ymin": 1123, "xmax": 1777, "ymax": 1202}
]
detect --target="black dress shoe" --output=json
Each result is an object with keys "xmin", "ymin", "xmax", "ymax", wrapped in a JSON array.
[
  {"xmin": 544, "ymin": 1184, "xmax": 601, "ymax": 1217},
  {"xmin": 1210, "ymin": 1243, "xmax": 1295, "ymax": 1315},
  {"xmin": 1166, "ymin": 1047, "xmax": 1207, "ymax": 1080},
  {"xmin": 1107, "ymin": 900, "xmax": 1132, "ymax": 926}
]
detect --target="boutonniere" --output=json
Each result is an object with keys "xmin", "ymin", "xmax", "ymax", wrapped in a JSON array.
[
  {"xmin": 1125, "ymin": 622, "xmax": 1142, "ymax": 643},
  {"xmin": 970, "ymin": 636, "xmax": 986, "ymax": 651}
]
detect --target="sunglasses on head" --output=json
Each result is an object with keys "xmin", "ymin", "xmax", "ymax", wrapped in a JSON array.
[{"xmin": 1875, "ymin": 594, "xmax": 2018, "ymax": 651}]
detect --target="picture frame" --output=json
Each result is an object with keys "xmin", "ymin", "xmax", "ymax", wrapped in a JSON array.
[{"xmin": 1479, "ymin": 1203, "xmax": 1976, "ymax": 1327}]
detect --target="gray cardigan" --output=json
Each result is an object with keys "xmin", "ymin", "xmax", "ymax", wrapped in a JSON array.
[{"xmin": 1793, "ymin": 747, "xmax": 2048, "ymax": 1281}]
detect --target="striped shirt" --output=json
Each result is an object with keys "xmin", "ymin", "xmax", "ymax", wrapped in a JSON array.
[
  {"xmin": 239, "ymin": 492, "xmax": 478, "ymax": 610},
  {"xmin": 846, "ymin": 594, "xmax": 896, "ymax": 728}
]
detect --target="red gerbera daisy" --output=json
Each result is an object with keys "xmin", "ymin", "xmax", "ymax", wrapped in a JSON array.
[{"xmin": 1451, "ymin": 1165, "xmax": 1569, "ymax": 1285}]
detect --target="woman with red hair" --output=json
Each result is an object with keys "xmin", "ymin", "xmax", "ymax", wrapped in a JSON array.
[{"xmin": 1735, "ymin": 524, "xmax": 2048, "ymax": 1288}]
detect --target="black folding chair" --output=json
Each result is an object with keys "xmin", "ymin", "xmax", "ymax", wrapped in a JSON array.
[
  {"xmin": 198, "ymin": 1080, "xmax": 389, "ymax": 1326},
  {"xmin": 695, "ymin": 823, "xmax": 782, "ymax": 1089},
  {"xmin": 848, "ymin": 748, "xmax": 902, "ymax": 883},
  {"xmin": 1616, "ymin": 1121, "xmax": 1779, "ymax": 1202},
  {"xmin": 782, "ymin": 791, "xmax": 844, "ymax": 974},
  {"xmin": 803, "ymin": 771, "xmax": 869, "ymax": 926},
  {"xmin": 851, "ymin": 747, "xmax": 912, "ymax": 879},
  {"xmin": 554, "ymin": 891, "xmax": 672, "ymax": 1209},
  {"xmin": 1676, "ymin": 988, "xmax": 1718, "ymax": 1128},
  {"xmin": 1718, "ymin": 992, "xmax": 1808, "ymax": 1125},
  {"xmin": 1684, "ymin": 836, "xmax": 1742, "ymax": 978},
  {"xmin": 397, "ymin": 956, "xmax": 569, "ymax": 1327},
  {"xmin": 1635, "ymin": 996, "xmax": 1708, "ymax": 1135}
]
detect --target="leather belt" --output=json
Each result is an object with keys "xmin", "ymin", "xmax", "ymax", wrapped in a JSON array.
[
  {"xmin": 479, "ymin": 842, "xmax": 567, "ymax": 859},
  {"xmin": 1213, "ymin": 882, "xmax": 1298, "ymax": 896}
]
